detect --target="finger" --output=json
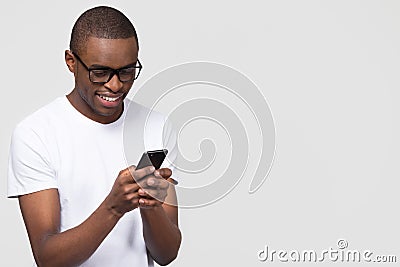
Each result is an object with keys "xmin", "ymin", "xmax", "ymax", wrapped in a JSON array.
[
  {"xmin": 157, "ymin": 168, "xmax": 172, "ymax": 179},
  {"xmin": 156, "ymin": 178, "xmax": 170, "ymax": 190},
  {"xmin": 167, "ymin": 177, "xmax": 179, "ymax": 185},
  {"xmin": 138, "ymin": 188, "xmax": 155, "ymax": 200},
  {"xmin": 118, "ymin": 165, "xmax": 137, "ymax": 184},
  {"xmin": 124, "ymin": 192, "xmax": 140, "ymax": 204},
  {"xmin": 132, "ymin": 166, "xmax": 155, "ymax": 182},
  {"xmin": 123, "ymin": 183, "xmax": 140, "ymax": 195},
  {"xmin": 146, "ymin": 176, "xmax": 159, "ymax": 187},
  {"xmin": 118, "ymin": 166, "xmax": 133, "ymax": 177},
  {"xmin": 139, "ymin": 198, "xmax": 163, "ymax": 208},
  {"xmin": 138, "ymin": 188, "xmax": 148, "ymax": 197},
  {"xmin": 153, "ymin": 172, "xmax": 170, "ymax": 185},
  {"xmin": 136, "ymin": 174, "xmax": 155, "ymax": 189},
  {"xmin": 138, "ymin": 186, "xmax": 168, "ymax": 199},
  {"xmin": 129, "ymin": 195, "xmax": 140, "ymax": 207},
  {"xmin": 140, "ymin": 188, "xmax": 168, "ymax": 201},
  {"xmin": 140, "ymin": 176, "xmax": 169, "ymax": 189},
  {"xmin": 137, "ymin": 177, "xmax": 158, "ymax": 190}
]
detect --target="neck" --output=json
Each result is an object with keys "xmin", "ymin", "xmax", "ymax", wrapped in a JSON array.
[{"xmin": 66, "ymin": 90, "xmax": 124, "ymax": 124}]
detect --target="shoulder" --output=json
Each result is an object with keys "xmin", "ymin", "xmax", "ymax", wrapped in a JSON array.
[
  {"xmin": 124, "ymin": 98, "xmax": 168, "ymax": 125},
  {"xmin": 13, "ymin": 97, "xmax": 67, "ymax": 141},
  {"xmin": 17, "ymin": 97, "xmax": 66, "ymax": 126},
  {"xmin": 123, "ymin": 98, "xmax": 177, "ymax": 148}
]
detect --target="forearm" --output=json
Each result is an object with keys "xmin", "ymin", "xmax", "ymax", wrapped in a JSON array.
[
  {"xmin": 140, "ymin": 205, "xmax": 181, "ymax": 265},
  {"xmin": 35, "ymin": 201, "xmax": 120, "ymax": 267}
]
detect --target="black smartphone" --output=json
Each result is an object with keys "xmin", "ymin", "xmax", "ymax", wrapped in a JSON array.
[{"xmin": 136, "ymin": 149, "xmax": 168, "ymax": 170}]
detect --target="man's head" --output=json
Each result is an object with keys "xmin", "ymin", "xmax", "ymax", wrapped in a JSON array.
[
  {"xmin": 70, "ymin": 6, "xmax": 139, "ymax": 55},
  {"xmin": 66, "ymin": 6, "xmax": 140, "ymax": 124}
]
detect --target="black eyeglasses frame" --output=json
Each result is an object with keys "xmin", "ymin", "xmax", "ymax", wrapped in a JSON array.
[{"xmin": 72, "ymin": 52, "xmax": 142, "ymax": 84}]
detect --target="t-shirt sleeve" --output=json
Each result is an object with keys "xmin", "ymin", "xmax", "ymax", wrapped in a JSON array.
[{"xmin": 7, "ymin": 123, "xmax": 57, "ymax": 198}]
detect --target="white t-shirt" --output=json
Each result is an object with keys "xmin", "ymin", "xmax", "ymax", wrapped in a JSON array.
[{"xmin": 8, "ymin": 96, "xmax": 178, "ymax": 267}]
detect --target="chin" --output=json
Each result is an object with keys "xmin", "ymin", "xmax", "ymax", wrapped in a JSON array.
[{"xmin": 96, "ymin": 109, "xmax": 119, "ymax": 117}]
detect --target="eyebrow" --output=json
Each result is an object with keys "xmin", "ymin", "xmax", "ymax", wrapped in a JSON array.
[{"xmin": 89, "ymin": 62, "xmax": 137, "ymax": 70}]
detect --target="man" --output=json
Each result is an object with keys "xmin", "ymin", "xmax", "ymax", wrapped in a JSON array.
[{"xmin": 7, "ymin": 6, "xmax": 181, "ymax": 266}]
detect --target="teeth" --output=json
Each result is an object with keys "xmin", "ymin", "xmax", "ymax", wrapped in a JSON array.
[{"xmin": 99, "ymin": 95, "xmax": 120, "ymax": 102}]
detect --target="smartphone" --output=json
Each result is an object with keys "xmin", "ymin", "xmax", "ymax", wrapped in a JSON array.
[
  {"xmin": 136, "ymin": 149, "xmax": 168, "ymax": 170},
  {"xmin": 136, "ymin": 149, "xmax": 178, "ymax": 185}
]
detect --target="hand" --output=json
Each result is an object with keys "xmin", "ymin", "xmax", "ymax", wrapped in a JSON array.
[
  {"xmin": 104, "ymin": 165, "xmax": 155, "ymax": 217},
  {"xmin": 137, "ymin": 168, "xmax": 172, "ymax": 209}
]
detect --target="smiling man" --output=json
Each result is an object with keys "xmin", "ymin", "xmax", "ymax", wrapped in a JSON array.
[{"xmin": 8, "ymin": 6, "xmax": 181, "ymax": 267}]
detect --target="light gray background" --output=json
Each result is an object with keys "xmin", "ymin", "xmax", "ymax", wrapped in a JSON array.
[{"xmin": 1, "ymin": 1, "xmax": 399, "ymax": 266}]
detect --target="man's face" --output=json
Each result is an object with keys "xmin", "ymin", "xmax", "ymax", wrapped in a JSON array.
[{"xmin": 66, "ymin": 36, "xmax": 139, "ymax": 124}]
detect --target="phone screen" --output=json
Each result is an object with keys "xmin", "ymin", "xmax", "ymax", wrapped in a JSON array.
[{"xmin": 136, "ymin": 149, "xmax": 168, "ymax": 170}]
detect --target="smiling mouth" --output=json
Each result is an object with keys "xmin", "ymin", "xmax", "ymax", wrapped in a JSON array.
[{"xmin": 97, "ymin": 94, "xmax": 123, "ymax": 102}]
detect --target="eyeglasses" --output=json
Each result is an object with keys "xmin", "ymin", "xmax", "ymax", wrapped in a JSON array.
[{"xmin": 72, "ymin": 52, "xmax": 142, "ymax": 84}]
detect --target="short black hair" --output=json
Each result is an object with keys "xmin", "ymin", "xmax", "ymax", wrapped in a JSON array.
[{"xmin": 70, "ymin": 6, "xmax": 139, "ymax": 55}]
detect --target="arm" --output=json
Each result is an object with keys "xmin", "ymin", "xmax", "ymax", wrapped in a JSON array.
[
  {"xmin": 18, "ymin": 166, "xmax": 155, "ymax": 267},
  {"xmin": 138, "ymin": 168, "xmax": 182, "ymax": 266},
  {"xmin": 19, "ymin": 189, "xmax": 119, "ymax": 267}
]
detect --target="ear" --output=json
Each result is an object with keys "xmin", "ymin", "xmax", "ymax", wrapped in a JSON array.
[{"xmin": 65, "ymin": 50, "xmax": 76, "ymax": 73}]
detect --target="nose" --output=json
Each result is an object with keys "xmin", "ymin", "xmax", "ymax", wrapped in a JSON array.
[{"xmin": 104, "ymin": 73, "xmax": 124, "ymax": 92}]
